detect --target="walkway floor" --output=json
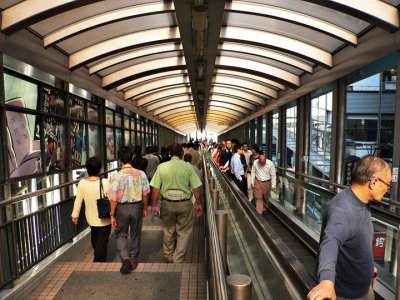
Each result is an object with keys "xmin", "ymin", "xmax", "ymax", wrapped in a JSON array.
[{"xmin": 28, "ymin": 208, "xmax": 206, "ymax": 300}]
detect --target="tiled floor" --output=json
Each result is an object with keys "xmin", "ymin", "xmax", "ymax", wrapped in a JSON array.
[{"xmin": 28, "ymin": 212, "xmax": 206, "ymax": 300}]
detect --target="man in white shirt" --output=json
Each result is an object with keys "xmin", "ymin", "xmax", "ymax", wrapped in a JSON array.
[
  {"xmin": 242, "ymin": 143, "xmax": 252, "ymax": 200},
  {"xmin": 251, "ymin": 154, "xmax": 276, "ymax": 214}
]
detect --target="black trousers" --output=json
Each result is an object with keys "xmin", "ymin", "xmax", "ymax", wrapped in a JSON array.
[
  {"xmin": 90, "ymin": 224, "xmax": 111, "ymax": 262},
  {"xmin": 233, "ymin": 175, "xmax": 247, "ymax": 196}
]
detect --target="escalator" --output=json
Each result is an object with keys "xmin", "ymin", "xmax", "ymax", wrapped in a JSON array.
[{"xmin": 209, "ymin": 157, "xmax": 398, "ymax": 300}]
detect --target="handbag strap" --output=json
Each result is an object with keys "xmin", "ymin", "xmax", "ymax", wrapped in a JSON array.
[{"xmin": 99, "ymin": 177, "xmax": 105, "ymax": 198}]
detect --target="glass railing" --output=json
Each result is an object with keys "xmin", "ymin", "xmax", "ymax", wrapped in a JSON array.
[{"xmin": 272, "ymin": 173, "xmax": 398, "ymax": 295}]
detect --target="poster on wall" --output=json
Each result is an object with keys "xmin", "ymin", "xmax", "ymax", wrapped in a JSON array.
[
  {"xmin": 69, "ymin": 95, "xmax": 85, "ymax": 119},
  {"xmin": 41, "ymin": 86, "xmax": 65, "ymax": 115},
  {"xmin": 71, "ymin": 121, "xmax": 84, "ymax": 167},
  {"xmin": 4, "ymin": 74, "xmax": 42, "ymax": 179},
  {"xmin": 106, "ymin": 127, "xmax": 115, "ymax": 161},
  {"xmin": 87, "ymin": 102, "xmax": 99, "ymax": 123},
  {"xmin": 88, "ymin": 124, "xmax": 99, "ymax": 158},
  {"xmin": 34, "ymin": 86, "xmax": 67, "ymax": 171},
  {"xmin": 42, "ymin": 117, "xmax": 66, "ymax": 171}
]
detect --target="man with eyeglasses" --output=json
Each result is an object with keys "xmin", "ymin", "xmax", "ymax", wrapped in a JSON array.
[{"xmin": 308, "ymin": 155, "xmax": 391, "ymax": 300}]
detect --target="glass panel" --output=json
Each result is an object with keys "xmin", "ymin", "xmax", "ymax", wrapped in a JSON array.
[
  {"xmin": 69, "ymin": 95, "xmax": 85, "ymax": 119},
  {"xmin": 124, "ymin": 115, "xmax": 130, "ymax": 129},
  {"xmin": 106, "ymin": 127, "xmax": 115, "ymax": 161},
  {"xmin": 4, "ymin": 73, "xmax": 37, "ymax": 109},
  {"xmin": 131, "ymin": 131, "xmax": 136, "ymax": 147},
  {"xmin": 71, "ymin": 121, "xmax": 85, "ymax": 168},
  {"xmin": 105, "ymin": 109, "xmax": 113, "ymax": 126},
  {"xmin": 124, "ymin": 130, "xmax": 130, "ymax": 146},
  {"xmin": 6, "ymin": 110, "xmax": 42, "ymax": 178},
  {"xmin": 372, "ymin": 218, "xmax": 397, "ymax": 293},
  {"xmin": 115, "ymin": 112, "xmax": 122, "ymax": 127},
  {"xmin": 42, "ymin": 86, "xmax": 65, "ymax": 115},
  {"xmin": 88, "ymin": 124, "xmax": 100, "ymax": 158},
  {"xmin": 87, "ymin": 102, "xmax": 99, "ymax": 123},
  {"xmin": 116, "ymin": 129, "xmax": 122, "ymax": 153},
  {"xmin": 261, "ymin": 114, "xmax": 267, "ymax": 154},
  {"xmin": 286, "ymin": 105, "xmax": 297, "ymax": 171},
  {"xmin": 309, "ymin": 92, "xmax": 332, "ymax": 178},
  {"xmin": 345, "ymin": 67, "xmax": 395, "ymax": 184},
  {"xmin": 272, "ymin": 112, "xmax": 279, "ymax": 165},
  {"xmin": 43, "ymin": 117, "xmax": 67, "ymax": 171},
  {"xmin": 131, "ymin": 119, "xmax": 136, "ymax": 131}
]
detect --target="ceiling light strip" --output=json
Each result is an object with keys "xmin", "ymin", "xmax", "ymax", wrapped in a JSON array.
[
  {"xmin": 117, "ymin": 70, "xmax": 188, "ymax": 91},
  {"xmin": 1, "ymin": 0, "xmax": 103, "ymax": 34},
  {"xmin": 220, "ymin": 26, "xmax": 332, "ymax": 68},
  {"xmin": 125, "ymin": 76, "xmax": 189, "ymax": 100},
  {"xmin": 146, "ymin": 96, "xmax": 192, "ymax": 112},
  {"xmin": 103, "ymin": 56, "xmax": 186, "ymax": 90},
  {"xmin": 216, "ymin": 56, "xmax": 300, "ymax": 87},
  {"xmin": 303, "ymin": 0, "xmax": 399, "ymax": 32},
  {"xmin": 225, "ymin": 1, "xmax": 357, "ymax": 45},
  {"xmin": 153, "ymin": 102, "xmax": 194, "ymax": 116},
  {"xmin": 89, "ymin": 44, "xmax": 183, "ymax": 74},
  {"xmin": 220, "ymin": 42, "xmax": 313, "ymax": 74},
  {"xmin": 44, "ymin": 2, "xmax": 175, "ymax": 47},
  {"xmin": 70, "ymin": 27, "xmax": 180, "ymax": 69},
  {"xmin": 214, "ymin": 74, "xmax": 277, "ymax": 98},
  {"xmin": 215, "ymin": 70, "xmax": 285, "ymax": 90},
  {"xmin": 158, "ymin": 107, "xmax": 195, "ymax": 119},
  {"xmin": 208, "ymin": 101, "xmax": 249, "ymax": 114},
  {"xmin": 137, "ymin": 86, "xmax": 192, "ymax": 106}
]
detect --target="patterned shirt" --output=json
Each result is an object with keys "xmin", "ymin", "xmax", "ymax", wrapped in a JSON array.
[{"xmin": 108, "ymin": 166, "xmax": 150, "ymax": 203}]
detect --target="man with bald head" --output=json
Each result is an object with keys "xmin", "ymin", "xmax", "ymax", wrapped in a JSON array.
[
  {"xmin": 308, "ymin": 155, "xmax": 392, "ymax": 300},
  {"xmin": 251, "ymin": 154, "xmax": 276, "ymax": 214}
]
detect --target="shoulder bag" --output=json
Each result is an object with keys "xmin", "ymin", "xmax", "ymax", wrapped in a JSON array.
[{"xmin": 97, "ymin": 178, "xmax": 111, "ymax": 218}]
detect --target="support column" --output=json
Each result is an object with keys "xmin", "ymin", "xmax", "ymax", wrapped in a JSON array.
[
  {"xmin": 391, "ymin": 51, "xmax": 400, "ymax": 204},
  {"xmin": 279, "ymin": 106, "xmax": 287, "ymax": 170},
  {"xmin": 330, "ymin": 78, "xmax": 346, "ymax": 187}
]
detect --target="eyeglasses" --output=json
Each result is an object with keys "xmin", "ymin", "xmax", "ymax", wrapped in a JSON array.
[{"xmin": 375, "ymin": 177, "xmax": 392, "ymax": 189}]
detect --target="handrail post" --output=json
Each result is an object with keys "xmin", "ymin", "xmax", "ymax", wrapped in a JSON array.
[
  {"xmin": 211, "ymin": 189, "xmax": 219, "ymax": 211},
  {"xmin": 227, "ymin": 274, "xmax": 252, "ymax": 300},
  {"xmin": 209, "ymin": 177, "xmax": 216, "ymax": 190},
  {"xmin": 215, "ymin": 210, "xmax": 227, "ymax": 272}
]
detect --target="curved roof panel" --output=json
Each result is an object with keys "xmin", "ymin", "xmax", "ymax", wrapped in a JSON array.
[{"xmin": 1, "ymin": 0, "xmax": 399, "ymax": 134}]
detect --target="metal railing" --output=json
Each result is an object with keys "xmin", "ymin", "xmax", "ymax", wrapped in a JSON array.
[
  {"xmin": 0, "ymin": 168, "xmax": 118, "ymax": 290},
  {"xmin": 202, "ymin": 155, "xmax": 229, "ymax": 300}
]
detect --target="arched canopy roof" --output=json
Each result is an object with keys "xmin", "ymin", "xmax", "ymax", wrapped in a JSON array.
[{"xmin": 1, "ymin": 0, "xmax": 399, "ymax": 134}]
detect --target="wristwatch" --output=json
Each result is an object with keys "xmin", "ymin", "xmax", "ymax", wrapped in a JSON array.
[{"xmin": 110, "ymin": 213, "xmax": 115, "ymax": 217}]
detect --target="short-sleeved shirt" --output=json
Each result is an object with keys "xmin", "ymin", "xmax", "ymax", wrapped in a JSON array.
[
  {"xmin": 150, "ymin": 156, "xmax": 202, "ymax": 199},
  {"xmin": 108, "ymin": 166, "xmax": 150, "ymax": 203}
]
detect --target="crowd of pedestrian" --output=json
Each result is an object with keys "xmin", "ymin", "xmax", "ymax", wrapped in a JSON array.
[
  {"xmin": 71, "ymin": 141, "xmax": 204, "ymax": 273},
  {"xmin": 210, "ymin": 139, "xmax": 277, "ymax": 215}
]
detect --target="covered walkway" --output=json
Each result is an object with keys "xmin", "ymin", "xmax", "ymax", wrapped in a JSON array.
[{"xmin": 3, "ymin": 208, "xmax": 206, "ymax": 300}]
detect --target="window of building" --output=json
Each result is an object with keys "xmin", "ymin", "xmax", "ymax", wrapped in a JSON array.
[
  {"xmin": 286, "ymin": 105, "xmax": 297, "ymax": 170},
  {"xmin": 272, "ymin": 112, "xmax": 279, "ymax": 165},
  {"xmin": 309, "ymin": 92, "xmax": 332, "ymax": 177}
]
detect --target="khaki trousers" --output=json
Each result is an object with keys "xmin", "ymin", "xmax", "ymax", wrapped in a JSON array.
[
  {"xmin": 254, "ymin": 179, "xmax": 271, "ymax": 214},
  {"xmin": 247, "ymin": 174, "xmax": 253, "ymax": 201},
  {"xmin": 160, "ymin": 200, "xmax": 194, "ymax": 263}
]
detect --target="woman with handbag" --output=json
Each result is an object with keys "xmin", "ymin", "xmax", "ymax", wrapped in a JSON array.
[{"xmin": 71, "ymin": 156, "xmax": 111, "ymax": 262}]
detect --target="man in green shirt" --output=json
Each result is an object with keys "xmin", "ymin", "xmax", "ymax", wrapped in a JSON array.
[{"xmin": 150, "ymin": 143, "xmax": 203, "ymax": 263}]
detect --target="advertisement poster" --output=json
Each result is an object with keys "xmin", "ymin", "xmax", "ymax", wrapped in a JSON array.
[
  {"xmin": 69, "ymin": 96, "xmax": 85, "ymax": 119},
  {"xmin": 71, "ymin": 121, "xmax": 84, "ymax": 167},
  {"xmin": 36, "ymin": 86, "xmax": 66, "ymax": 171},
  {"xmin": 106, "ymin": 127, "xmax": 115, "ymax": 161}
]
